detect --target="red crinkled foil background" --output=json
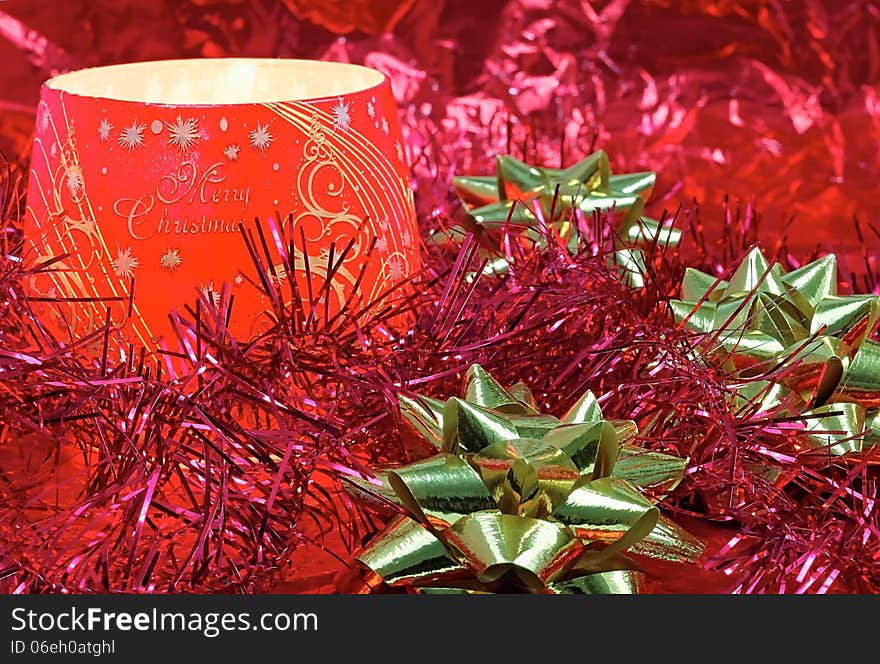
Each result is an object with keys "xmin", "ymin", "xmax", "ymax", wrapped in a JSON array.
[
  {"xmin": 1, "ymin": 0, "xmax": 879, "ymax": 594},
  {"xmin": 3, "ymin": 1, "xmax": 879, "ymax": 246},
  {"xmin": 3, "ymin": 1, "xmax": 879, "ymax": 269}
]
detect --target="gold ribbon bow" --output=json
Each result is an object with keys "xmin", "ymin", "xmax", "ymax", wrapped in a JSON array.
[
  {"xmin": 671, "ymin": 247, "xmax": 880, "ymax": 453},
  {"xmin": 346, "ymin": 365, "xmax": 703, "ymax": 594},
  {"xmin": 435, "ymin": 151, "xmax": 679, "ymax": 287}
]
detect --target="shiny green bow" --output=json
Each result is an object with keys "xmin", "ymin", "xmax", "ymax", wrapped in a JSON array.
[
  {"xmin": 346, "ymin": 365, "xmax": 703, "ymax": 594},
  {"xmin": 671, "ymin": 247, "xmax": 880, "ymax": 453},
  {"xmin": 436, "ymin": 151, "xmax": 680, "ymax": 287}
]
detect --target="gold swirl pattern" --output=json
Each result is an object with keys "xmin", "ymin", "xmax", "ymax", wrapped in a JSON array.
[
  {"xmin": 266, "ymin": 100, "xmax": 417, "ymax": 306},
  {"xmin": 26, "ymin": 96, "xmax": 156, "ymax": 349}
]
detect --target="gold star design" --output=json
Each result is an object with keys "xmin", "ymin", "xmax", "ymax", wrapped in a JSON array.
[{"xmin": 159, "ymin": 248, "xmax": 183, "ymax": 272}]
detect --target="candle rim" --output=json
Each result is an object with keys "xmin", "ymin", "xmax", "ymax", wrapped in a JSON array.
[{"xmin": 44, "ymin": 58, "xmax": 390, "ymax": 106}]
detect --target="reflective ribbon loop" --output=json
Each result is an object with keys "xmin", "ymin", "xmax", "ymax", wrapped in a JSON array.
[
  {"xmin": 628, "ymin": 516, "xmax": 707, "ymax": 563},
  {"xmin": 388, "ymin": 454, "xmax": 495, "ymax": 528},
  {"xmin": 351, "ymin": 364, "xmax": 702, "ymax": 594},
  {"xmin": 470, "ymin": 438, "xmax": 580, "ymax": 517},
  {"xmin": 673, "ymin": 248, "xmax": 880, "ymax": 455},
  {"xmin": 611, "ymin": 446, "xmax": 688, "ymax": 495},
  {"xmin": 840, "ymin": 339, "xmax": 880, "ymax": 408},
  {"xmin": 868, "ymin": 411, "xmax": 880, "ymax": 444},
  {"xmin": 562, "ymin": 389, "xmax": 604, "ymax": 424},
  {"xmin": 444, "ymin": 512, "xmax": 582, "ymax": 588},
  {"xmin": 355, "ymin": 516, "xmax": 466, "ymax": 589},
  {"xmin": 542, "ymin": 421, "xmax": 619, "ymax": 478},
  {"xmin": 398, "ymin": 393, "xmax": 446, "ymax": 451},
  {"xmin": 812, "ymin": 295, "xmax": 879, "ymax": 342},
  {"xmin": 508, "ymin": 380, "xmax": 540, "ymax": 411},
  {"xmin": 465, "ymin": 364, "xmax": 539, "ymax": 414},
  {"xmin": 552, "ymin": 477, "xmax": 659, "ymax": 559},
  {"xmin": 614, "ymin": 248, "xmax": 648, "ymax": 290},
  {"xmin": 798, "ymin": 403, "xmax": 866, "ymax": 456},
  {"xmin": 730, "ymin": 380, "xmax": 795, "ymax": 416},
  {"xmin": 716, "ymin": 331, "xmax": 786, "ymax": 367},
  {"xmin": 442, "ymin": 397, "xmax": 520, "ymax": 454},
  {"xmin": 548, "ymin": 570, "xmax": 646, "ymax": 595},
  {"xmin": 507, "ymin": 413, "xmax": 567, "ymax": 439},
  {"xmin": 609, "ymin": 419, "xmax": 639, "ymax": 445}
]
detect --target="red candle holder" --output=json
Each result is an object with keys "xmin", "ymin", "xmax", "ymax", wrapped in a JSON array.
[{"xmin": 24, "ymin": 58, "xmax": 418, "ymax": 352}]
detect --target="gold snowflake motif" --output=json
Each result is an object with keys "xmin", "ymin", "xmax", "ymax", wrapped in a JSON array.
[
  {"xmin": 198, "ymin": 282, "xmax": 221, "ymax": 307},
  {"xmin": 119, "ymin": 121, "xmax": 146, "ymax": 151},
  {"xmin": 111, "ymin": 246, "xmax": 139, "ymax": 280},
  {"xmin": 98, "ymin": 118, "xmax": 113, "ymax": 142},
  {"xmin": 37, "ymin": 105, "xmax": 50, "ymax": 133},
  {"xmin": 233, "ymin": 273, "xmax": 244, "ymax": 286},
  {"xmin": 249, "ymin": 122, "xmax": 273, "ymax": 153},
  {"xmin": 224, "ymin": 144, "xmax": 240, "ymax": 161},
  {"xmin": 266, "ymin": 264, "xmax": 289, "ymax": 290},
  {"xmin": 387, "ymin": 256, "xmax": 404, "ymax": 281},
  {"xmin": 65, "ymin": 165, "xmax": 84, "ymax": 196},
  {"xmin": 332, "ymin": 98, "xmax": 352, "ymax": 132},
  {"xmin": 159, "ymin": 248, "xmax": 183, "ymax": 272},
  {"xmin": 269, "ymin": 268, "xmax": 290, "ymax": 290},
  {"xmin": 167, "ymin": 116, "xmax": 200, "ymax": 152}
]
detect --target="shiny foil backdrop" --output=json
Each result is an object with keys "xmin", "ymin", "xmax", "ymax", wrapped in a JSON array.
[
  {"xmin": 2, "ymin": 0, "xmax": 879, "ymax": 277},
  {"xmin": 1, "ymin": 0, "xmax": 879, "ymax": 594}
]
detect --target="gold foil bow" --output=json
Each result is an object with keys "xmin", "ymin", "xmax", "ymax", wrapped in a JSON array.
[
  {"xmin": 671, "ymin": 247, "xmax": 880, "ymax": 453},
  {"xmin": 437, "ymin": 151, "xmax": 680, "ymax": 286},
  {"xmin": 346, "ymin": 365, "xmax": 703, "ymax": 594}
]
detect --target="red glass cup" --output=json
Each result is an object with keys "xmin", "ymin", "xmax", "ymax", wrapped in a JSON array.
[{"xmin": 24, "ymin": 58, "xmax": 418, "ymax": 352}]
